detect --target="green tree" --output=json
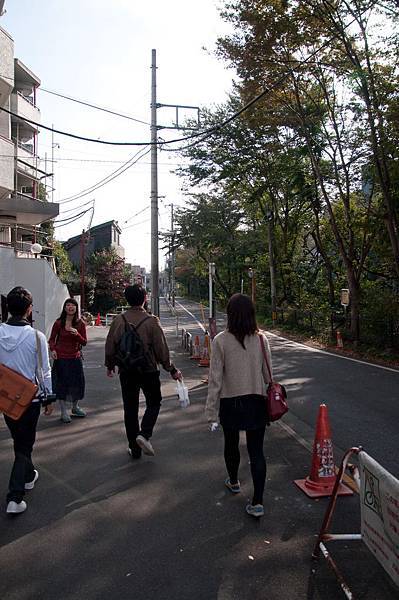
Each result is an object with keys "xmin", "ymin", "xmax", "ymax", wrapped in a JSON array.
[{"xmin": 88, "ymin": 248, "xmax": 130, "ymax": 314}]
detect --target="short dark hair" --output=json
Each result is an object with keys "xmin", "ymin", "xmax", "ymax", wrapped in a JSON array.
[
  {"xmin": 227, "ymin": 293, "xmax": 258, "ymax": 348},
  {"xmin": 7, "ymin": 286, "xmax": 33, "ymax": 317},
  {"xmin": 124, "ymin": 284, "xmax": 146, "ymax": 307}
]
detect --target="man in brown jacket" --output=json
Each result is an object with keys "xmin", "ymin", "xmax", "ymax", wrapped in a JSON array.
[{"xmin": 105, "ymin": 285, "xmax": 181, "ymax": 458}]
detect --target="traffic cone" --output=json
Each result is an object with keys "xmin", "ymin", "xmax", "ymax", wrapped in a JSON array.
[
  {"xmin": 191, "ymin": 335, "xmax": 201, "ymax": 360},
  {"xmin": 95, "ymin": 312, "xmax": 101, "ymax": 326},
  {"xmin": 336, "ymin": 330, "xmax": 343, "ymax": 349},
  {"xmin": 294, "ymin": 404, "xmax": 352, "ymax": 498},
  {"xmin": 199, "ymin": 334, "xmax": 210, "ymax": 367}
]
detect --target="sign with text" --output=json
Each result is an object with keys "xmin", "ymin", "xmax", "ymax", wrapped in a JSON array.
[{"xmin": 359, "ymin": 452, "xmax": 399, "ymax": 587}]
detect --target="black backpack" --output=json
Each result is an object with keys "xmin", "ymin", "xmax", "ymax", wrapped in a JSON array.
[{"xmin": 115, "ymin": 314, "xmax": 152, "ymax": 373}]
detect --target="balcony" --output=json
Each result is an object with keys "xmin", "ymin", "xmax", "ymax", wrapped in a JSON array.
[
  {"xmin": 0, "ymin": 135, "xmax": 14, "ymax": 195},
  {"xmin": 10, "ymin": 91, "xmax": 40, "ymax": 130},
  {"xmin": 13, "ymin": 139, "xmax": 39, "ymax": 180},
  {"xmin": 0, "ymin": 194, "xmax": 59, "ymax": 226},
  {"xmin": 0, "ymin": 26, "xmax": 14, "ymax": 104}
]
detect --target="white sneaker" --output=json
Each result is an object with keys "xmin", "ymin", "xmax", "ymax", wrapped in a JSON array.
[
  {"xmin": 7, "ymin": 500, "xmax": 27, "ymax": 514},
  {"xmin": 245, "ymin": 503, "xmax": 264, "ymax": 518},
  {"xmin": 136, "ymin": 435, "xmax": 155, "ymax": 456},
  {"xmin": 25, "ymin": 470, "xmax": 39, "ymax": 490}
]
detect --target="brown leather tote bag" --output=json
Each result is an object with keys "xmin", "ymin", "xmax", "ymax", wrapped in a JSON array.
[{"xmin": 0, "ymin": 363, "xmax": 38, "ymax": 420}]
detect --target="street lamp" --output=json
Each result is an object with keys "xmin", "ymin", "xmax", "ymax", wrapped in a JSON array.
[
  {"xmin": 247, "ymin": 267, "xmax": 255, "ymax": 304},
  {"xmin": 30, "ymin": 242, "xmax": 42, "ymax": 258}
]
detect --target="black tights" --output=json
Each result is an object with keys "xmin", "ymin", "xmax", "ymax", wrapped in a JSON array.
[{"xmin": 223, "ymin": 427, "xmax": 266, "ymax": 506}]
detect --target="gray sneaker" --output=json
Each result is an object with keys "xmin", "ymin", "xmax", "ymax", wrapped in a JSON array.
[
  {"xmin": 25, "ymin": 470, "xmax": 39, "ymax": 490},
  {"xmin": 7, "ymin": 500, "xmax": 27, "ymax": 514},
  {"xmin": 136, "ymin": 435, "xmax": 155, "ymax": 456},
  {"xmin": 245, "ymin": 503, "xmax": 264, "ymax": 518}
]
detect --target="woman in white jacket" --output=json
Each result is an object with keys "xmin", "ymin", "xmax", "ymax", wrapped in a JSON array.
[
  {"xmin": 206, "ymin": 293, "xmax": 272, "ymax": 518},
  {"xmin": 0, "ymin": 287, "xmax": 53, "ymax": 514}
]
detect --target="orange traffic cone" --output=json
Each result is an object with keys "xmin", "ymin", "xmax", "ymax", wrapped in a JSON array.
[
  {"xmin": 199, "ymin": 334, "xmax": 210, "ymax": 367},
  {"xmin": 191, "ymin": 335, "xmax": 201, "ymax": 360},
  {"xmin": 294, "ymin": 404, "xmax": 352, "ymax": 498},
  {"xmin": 336, "ymin": 330, "xmax": 343, "ymax": 349},
  {"xmin": 95, "ymin": 312, "xmax": 101, "ymax": 326}
]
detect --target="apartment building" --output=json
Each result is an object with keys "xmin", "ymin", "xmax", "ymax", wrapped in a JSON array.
[{"xmin": 0, "ymin": 10, "xmax": 68, "ymax": 334}]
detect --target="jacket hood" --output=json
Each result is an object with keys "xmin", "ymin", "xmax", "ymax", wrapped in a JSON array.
[{"xmin": 0, "ymin": 324, "xmax": 33, "ymax": 352}]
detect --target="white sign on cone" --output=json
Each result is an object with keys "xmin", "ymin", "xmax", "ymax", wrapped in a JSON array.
[{"xmin": 359, "ymin": 452, "xmax": 399, "ymax": 587}]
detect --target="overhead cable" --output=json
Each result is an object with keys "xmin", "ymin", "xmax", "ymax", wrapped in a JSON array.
[
  {"xmin": 0, "ymin": 8, "xmax": 371, "ymax": 153},
  {"xmin": 58, "ymin": 146, "xmax": 151, "ymax": 204},
  {"xmin": 40, "ymin": 87, "xmax": 150, "ymax": 125}
]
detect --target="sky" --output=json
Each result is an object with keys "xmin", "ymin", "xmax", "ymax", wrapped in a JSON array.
[{"xmin": 2, "ymin": 0, "xmax": 234, "ymax": 269}]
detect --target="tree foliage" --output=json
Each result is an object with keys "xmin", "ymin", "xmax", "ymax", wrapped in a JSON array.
[{"xmin": 173, "ymin": 0, "xmax": 399, "ymax": 342}]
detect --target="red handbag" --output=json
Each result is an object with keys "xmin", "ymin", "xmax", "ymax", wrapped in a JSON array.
[{"xmin": 259, "ymin": 334, "xmax": 288, "ymax": 422}]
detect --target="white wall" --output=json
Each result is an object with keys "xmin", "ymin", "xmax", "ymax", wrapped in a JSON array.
[
  {"xmin": 0, "ymin": 248, "xmax": 69, "ymax": 336},
  {"xmin": 0, "ymin": 135, "xmax": 14, "ymax": 193},
  {"xmin": 0, "ymin": 245, "xmax": 15, "ymax": 292},
  {"xmin": 14, "ymin": 257, "xmax": 69, "ymax": 337}
]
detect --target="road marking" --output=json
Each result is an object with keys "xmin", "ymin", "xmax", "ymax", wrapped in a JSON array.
[
  {"xmin": 180, "ymin": 300, "xmax": 398, "ymax": 374},
  {"xmin": 175, "ymin": 301, "xmax": 206, "ymax": 332},
  {"xmin": 266, "ymin": 331, "xmax": 399, "ymax": 374}
]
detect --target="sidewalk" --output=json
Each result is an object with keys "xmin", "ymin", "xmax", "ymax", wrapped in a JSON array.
[{"xmin": 0, "ymin": 307, "xmax": 397, "ymax": 600}]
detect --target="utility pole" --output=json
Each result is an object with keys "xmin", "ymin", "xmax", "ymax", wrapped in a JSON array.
[
  {"xmin": 267, "ymin": 209, "xmax": 277, "ymax": 325},
  {"xmin": 150, "ymin": 49, "xmax": 159, "ymax": 317},
  {"xmin": 150, "ymin": 50, "xmax": 200, "ymax": 316},
  {"xmin": 170, "ymin": 203, "xmax": 176, "ymax": 308},
  {"xmin": 80, "ymin": 230, "xmax": 86, "ymax": 311}
]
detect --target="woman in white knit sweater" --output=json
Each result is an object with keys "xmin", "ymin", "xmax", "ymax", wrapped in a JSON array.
[{"xmin": 205, "ymin": 293, "xmax": 272, "ymax": 517}]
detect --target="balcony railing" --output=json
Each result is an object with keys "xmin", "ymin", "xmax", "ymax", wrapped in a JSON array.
[
  {"xmin": 0, "ymin": 226, "xmax": 56, "ymax": 272},
  {"xmin": 12, "ymin": 137, "xmax": 34, "ymax": 154},
  {"xmin": 16, "ymin": 89, "xmax": 36, "ymax": 107}
]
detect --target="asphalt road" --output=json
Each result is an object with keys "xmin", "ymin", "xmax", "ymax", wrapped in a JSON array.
[
  {"xmin": 0, "ymin": 298, "xmax": 398, "ymax": 600},
  {"xmin": 176, "ymin": 298, "xmax": 399, "ymax": 477}
]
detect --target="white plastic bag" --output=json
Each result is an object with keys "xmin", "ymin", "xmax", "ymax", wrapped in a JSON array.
[{"xmin": 176, "ymin": 379, "xmax": 190, "ymax": 408}]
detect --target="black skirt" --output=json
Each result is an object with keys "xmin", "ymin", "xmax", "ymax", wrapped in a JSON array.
[
  {"xmin": 52, "ymin": 358, "xmax": 85, "ymax": 401},
  {"xmin": 219, "ymin": 394, "xmax": 268, "ymax": 431}
]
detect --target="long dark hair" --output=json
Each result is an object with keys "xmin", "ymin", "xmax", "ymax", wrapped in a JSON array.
[
  {"xmin": 227, "ymin": 293, "xmax": 258, "ymax": 348},
  {"xmin": 59, "ymin": 298, "xmax": 80, "ymax": 328}
]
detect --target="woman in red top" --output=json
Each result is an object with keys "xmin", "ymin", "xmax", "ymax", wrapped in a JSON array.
[{"xmin": 49, "ymin": 298, "xmax": 87, "ymax": 423}]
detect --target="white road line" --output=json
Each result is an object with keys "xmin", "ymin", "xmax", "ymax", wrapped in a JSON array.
[
  {"xmin": 265, "ymin": 331, "xmax": 399, "ymax": 374},
  {"xmin": 175, "ymin": 301, "xmax": 206, "ymax": 332},
  {"xmin": 176, "ymin": 299, "xmax": 399, "ymax": 374}
]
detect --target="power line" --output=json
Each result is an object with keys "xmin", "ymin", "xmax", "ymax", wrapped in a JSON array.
[
  {"xmin": 0, "ymin": 105, "xmax": 199, "ymax": 147},
  {"xmin": 123, "ymin": 205, "xmax": 149, "ymax": 224},
  {"xmin": 53, "ymin": 207, "xmax": 94, "ymax": 227},
  {"xmin": 0, "ymin": 71, "xmax": 150, "ymax": 125},
  {"xmin": 0, "ymin": 10, "xmax": 371, "ymax": 155},
  {"xmin": 121, "ymin": 217, "xmax": 151, "ymax": 230},
  {"xmin": 40, "ymin": 87, "xmax": 150, "ymax": 125},
  {"xmin": 58, "ymin": 146, "xmax": 151, "ymax": 204},
  {"xmin": 59, "ymin": 199, "xmax": 95, "ymax": 214}
]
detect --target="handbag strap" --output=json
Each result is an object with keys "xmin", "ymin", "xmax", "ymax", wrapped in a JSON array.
[
  {"xmin": 258, "ymin": 334, "xmax": 273, "ymax": 382},
  {"xmin": 35, "ymin": 330, "xmax": 44, "ymax": 387}
]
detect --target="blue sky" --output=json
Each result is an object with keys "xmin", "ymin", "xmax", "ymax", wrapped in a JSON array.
[{"xmin": 2, "ymin": 0, "xmax": 233, "ymax": 268}]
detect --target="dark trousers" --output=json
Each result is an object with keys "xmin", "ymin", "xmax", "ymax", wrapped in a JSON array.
[
  {"xmin": 119, "ymin": 371, "xmax": 162, "ymax": 450},
  {"xmin": 223, "ymin": 427, "xmax": 266, "ymax": 505},
  {"xmin": 4, "ymin": 402, "xmax": 40, "ymax": 503}
]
